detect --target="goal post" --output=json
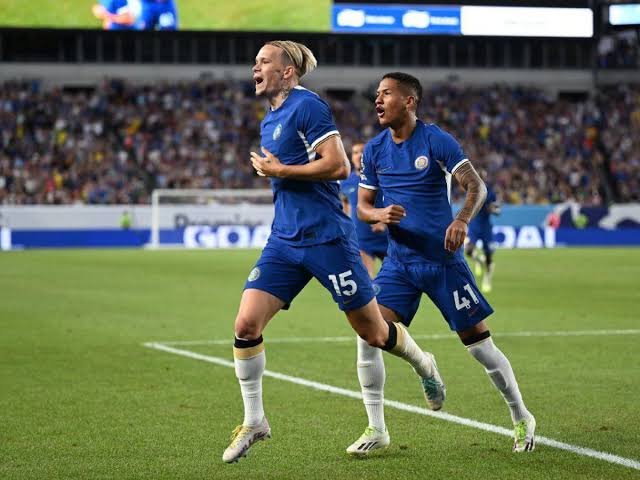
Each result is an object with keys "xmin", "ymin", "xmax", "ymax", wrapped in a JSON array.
[{"xmin": 148, "ymin": 188, "xmax": 273, "ymax": 249}]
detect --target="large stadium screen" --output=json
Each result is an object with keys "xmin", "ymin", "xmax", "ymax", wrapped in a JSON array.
[
  {"xmin": 608, "ymin": 3, "xmax": 640, "ymax": 25},
  {"xmin": 0, "ymin": 0, "xmax": 593, "ymax": 36},
  {"xmin": 0, "ymin": 0, "xmax": 332, "ymax": 31},
  {"xmin": 332, "ymin": 2, "xmax": 594, "ymax": 37}
]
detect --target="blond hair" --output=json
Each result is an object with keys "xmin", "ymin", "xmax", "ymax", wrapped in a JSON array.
[{"xmin": 267, "ymin": 40, "xmax": 317, "ymax": 78}]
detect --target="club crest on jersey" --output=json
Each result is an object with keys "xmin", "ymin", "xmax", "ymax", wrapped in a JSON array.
[
  {"xmin": 248, "ymin": 267, "xmax": 261, "ymax": 282},
  {"xmin": 414, "ymin": 156, "xmax": 429, "ymax": 170},
  {"xmin": 273, "ymin": 124, "xmax": 282, "ymax": 140}
]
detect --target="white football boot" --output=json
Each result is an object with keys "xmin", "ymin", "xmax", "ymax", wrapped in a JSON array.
[
  {"xmin": 346, "ymin": 426, "xmax": 390, "ymax": 456},
  {"xmin": 513, "ymin": 415, "xmax": 536, "ymax": 452},
  {"xmin": 420, "ymin": 352, "xmax": 446, "ymax": 411},
  {"xmin": 222, "ymin": 417, "xmax": 271, "ymax": 463}
]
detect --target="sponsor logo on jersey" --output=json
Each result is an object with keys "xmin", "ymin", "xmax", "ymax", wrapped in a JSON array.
[
  {"xmin": 373, "ymin": 283, "xmax": 381, "ymax": 295},
  {"xmin": 273, "ymin": 124, "xmax": 282, "ymax": 140},
  {"xmin": 414, "ymin": 155, "xmax": 429, "ymax": 170},
  {"xmin": 248, "ymin": 267, "xmax": 261, "ymax": 281}
]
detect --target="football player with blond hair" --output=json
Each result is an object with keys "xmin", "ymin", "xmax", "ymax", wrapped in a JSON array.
[{"xmin": 222, "ymin": 42, "xmax": 444, "ymax": 463}]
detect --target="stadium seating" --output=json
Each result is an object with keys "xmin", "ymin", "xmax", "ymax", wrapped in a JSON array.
[{"xmin": 0, "ymin": 80, "xmax": 638, "ymax": 205}]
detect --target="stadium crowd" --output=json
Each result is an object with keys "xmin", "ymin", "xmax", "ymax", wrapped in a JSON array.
[
  {"xmin": 598, "ymin": 33, "xmax": 640, "ymax": 69},
  {"xmin": 0, "ymin": 79, "xmax": 638, "ymax": 205}
]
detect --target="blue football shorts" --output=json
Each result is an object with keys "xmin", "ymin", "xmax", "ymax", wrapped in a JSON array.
[
  {"xmin": 244, "ymin": 234, "xmax": 375, "ymax": 312},
  {"xmin": 138, "ymin": 0, "xmax": 178, "ymax": 30},
  {"xmin": 373, "ymin": 256, "xmax": 494, "ymax": 331},
  {"xmin": 468, "ymin": 226, "xmax": 494, "ymax": 255},
  {"xmin": 357, "ymin": 229, "xmax": 388, "ymax": 260}
]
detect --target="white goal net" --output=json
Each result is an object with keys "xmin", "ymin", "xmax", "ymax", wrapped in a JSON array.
[{"xmin": 147, "ymin": 189, "xmax": 274, "ymax": 249}]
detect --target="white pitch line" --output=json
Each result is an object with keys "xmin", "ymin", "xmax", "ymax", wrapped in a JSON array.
[
  {"xmin": 143, "ymin": 341, "xmax": 640, "ymax": 471},
  {"xmin": 157, "ymin": 329, "xmax": 640, "ymax": 347}
]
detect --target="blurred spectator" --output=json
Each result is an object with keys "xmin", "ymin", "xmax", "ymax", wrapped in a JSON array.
[{"xmin": 598, "ymin": 32, "xmax": 640, "ymax": 69}]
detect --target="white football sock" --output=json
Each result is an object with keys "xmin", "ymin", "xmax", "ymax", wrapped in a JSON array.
[
  {"xmin": 485, "ymin": 263, "xmax": 494, "ymax": 284},
  {"xmin": 356, "ymin": 336, "xmax": 386, "ymax": 432},
  {"xmin": 467, "ymin": 337, "xmax": 531, "ymax": 423},
  {"xmin": 234, "ymin": 349, "xmax": 265, "ymax": 427},
  {"xmin": 388, "ymin": 322, "xmax": 435, "ymax": 379}
]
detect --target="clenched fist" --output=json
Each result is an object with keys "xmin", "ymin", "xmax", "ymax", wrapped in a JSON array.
[
  {"xmin": 444, "ymin": 218, "xmax": 468, "ymax": 252},
  {"xmin": 376, "ymin": 205, "xmax": 406, "ymax": 225},
  {"xmin": 250, "ymin": 147, "xmax": 283, "ymax": 178}
]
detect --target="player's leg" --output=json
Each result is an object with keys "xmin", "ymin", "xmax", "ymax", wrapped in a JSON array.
[
  {"xmin": 346, "ymin": 333, "xmax": 389, "ymax": 455},
  {"xmin": 233, "ymin": 289, "xmax": 282, "ymax": 422},
  {"xmin": 359, "ymin": 250, "xmax": 376, "ymax": 278},
  {"xmin": 458, "ymin": 322, "xmax": 535, "ymax": 452},
  {"xmin": 347, "ymin": 256, "xmax": 387, "ymax": 455},
  {"xmin": 224, "ymin": 242, "xmax": 311, "ymax": 463},
  {"xmin": 465, "ymin": 234, "xmax": 484, "ymax": 276},
  {"xmin": 422, "ymin": 260, "xmax": 533, "ymax": 451},
  {"xmin": 376, "ymin": 261, "xmax": 446, "ymax": 410},
  {"xmin": 347, "ymin": 259, "xmax": 444, "ymax": 453},
  {"xmin": 342, "ymin": 264, "xmax": 440, "ymax": 382},
  {"xmin": 347, "ymin": 249, "xmax": 386, "ymax": 449},
  {"xmin": 305, "ymin": 240, "xmax": 436, "ymax": 453},
  {"xmin": 464, "ymin": 236, "xmax": 475, "ymax": 260},
  {"xmin": 345, "ymin": 298, "xmax": 444, "ymax": 454},
  {"xmin": 481, "ymin": 245, "xmax": 494, "ymax": 293},
  {"xmin": 300, "ymin": 238, "xmax": 387, "ymax": 454},
  {"xmin": 223, "ymin": 289, "xmax": 282, "ymax": 463}
]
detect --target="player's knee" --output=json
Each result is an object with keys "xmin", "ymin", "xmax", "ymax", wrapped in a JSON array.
[
  {"xmin": 233, "ymin": 314, "xmax": 263, "ymax": 340},
  {"xmin": 358, "ymin": 331, "xmax": 387, "ymax": 349}
]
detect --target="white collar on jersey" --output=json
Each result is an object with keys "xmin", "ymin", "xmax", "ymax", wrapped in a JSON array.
[{"xmin": 270, "ymin": 85, "xmax": 310, "ymax": 111}]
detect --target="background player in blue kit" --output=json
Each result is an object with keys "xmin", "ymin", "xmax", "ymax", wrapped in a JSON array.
[
  {"xmin": 465, "ymin": 170, "xmax": 500, "ymax": 293},
  {"xmin": 355, "ymin": 72, "xmax": 536, "ymax": 454},
  {"xmin": 93, "ymin": 0, "xmax": 178, "ymax": 30},
  {"xmin": 223, "ymin": 42, "xmax": 444, "ymax": 464},
  {"xmin": 135, "ymin": 0, "xmax": 178, "ymax": 30},
  {"xmin": 92, "ymin": 0, "xmax": 137, "ymax": 30},
  {"xmin": 340, "ymin": 141, "xmax": 388, "ymax": 277}
]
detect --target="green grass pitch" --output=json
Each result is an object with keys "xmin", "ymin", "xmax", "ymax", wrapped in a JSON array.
[
  {"xmin": 1, "ymin": 248, "xmax": 639, "ymax": 479},
  {"xmin": 0, "ymin": 0, "xmax": 331, "ymax": 31}
]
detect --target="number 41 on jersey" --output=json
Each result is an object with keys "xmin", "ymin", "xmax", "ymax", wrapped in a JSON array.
[{"xmin": 453, "ymin": 283, "xmax": 480, "ymax": 310}]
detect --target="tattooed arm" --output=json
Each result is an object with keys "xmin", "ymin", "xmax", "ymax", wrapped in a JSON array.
[{"xmin": 444, "ymin": 161, "xmax": 487, "ymax": 252}]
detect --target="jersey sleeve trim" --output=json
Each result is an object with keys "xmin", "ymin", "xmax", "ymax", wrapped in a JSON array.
[
  {"xmin": 311, "ymin": 130, "xmax": 340, "ymax": 150},
  {"xmin": 359, "ymin": 183, "xmax": 378, "ymax": 190},
  {"xmin": 449, "ymin": 158, "xmax": 470, "ymax": 175}
]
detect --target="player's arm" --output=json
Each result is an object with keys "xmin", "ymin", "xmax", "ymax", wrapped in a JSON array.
[
  {"xmin": 250, "ymin": 135, "xmax": 350, "ymax": 181},
  {"xmin": 445, "ymin": 162, "xmax": 487, "ymax": 252},
  {"xmin": 92, "ymin": 3, "xmax": 135, "ymax": 25},
  {"xmin": 357, "ymin": 187, "xmax": 405, "ymax": 225},
  {"xmin": 110, "ymin": 10, "xmax": 135, "ymax": 25}
]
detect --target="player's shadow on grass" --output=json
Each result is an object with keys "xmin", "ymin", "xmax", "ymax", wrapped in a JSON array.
[{"xmin": 346, "ymin": 445, "xmax": 412, "ymax": 461}]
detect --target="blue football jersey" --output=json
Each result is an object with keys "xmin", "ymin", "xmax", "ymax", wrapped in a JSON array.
[
  {"xmin": 469, "ymin": 184, "xmax": 497, "ymax": 234},
  {"xmin": 340, "ymin": 171, "xmax": 388, "ymax": 253},
  {"xmin": 360, "ymin": 120, "xmax": 468, "ymax": 264},
  {"xmin": 260, "ymin": 86, "xmax": 354, "ymax": 246}
]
